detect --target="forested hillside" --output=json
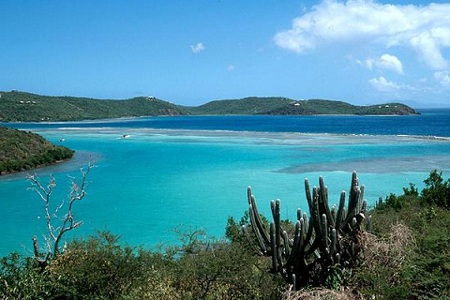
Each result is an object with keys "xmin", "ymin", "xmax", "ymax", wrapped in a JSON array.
[
  {"xmin": 0, "ymin": 91, "xmax": 186, "ymax": 122},
  {"xmin": 185, "ymin": 97, "xmax": 418, "ymax": 115},
  {"xmin": 0, "ymin": 91, "xmax": 418, "ymax": 122},
  {"xmin": 0, "ymin": 127, "xmax": 74, "ymax": 174}
]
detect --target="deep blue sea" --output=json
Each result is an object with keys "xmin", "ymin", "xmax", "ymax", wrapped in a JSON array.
[{"xmin": 1, "ymin": 109, "xmax": 450, "ymax": 256}]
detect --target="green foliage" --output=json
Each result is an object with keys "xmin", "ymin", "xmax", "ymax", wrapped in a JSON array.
[
  {"xmin": 0, "ymin": 91, "xmax": 187, "ymax": 122},
  {"xmin": 356, "ymin": 171, "xmax": 450, "ymax": 299},
  {"xmin": 185, "ymin": 97, "xmax": 418, "ymax": 116},
  {"xmin": 379, "ymin": 170, "xmax": 450, "ymax": 211},
  {"xmin": 421, "ymin": 169, "xmax": 450, "ymax": 209},
  {"xmin": 377, "ymin": 193, "xmax": 407, "ymax": 211},
  {"xmin": 0, "ymin": 91, "xmax": 417, "ymax": 121},
  {"xmin": 403, "ymin": 182, "xmax": 419, "ymax": 196},
  {"xmin": 0, "ymin": 230, "xmax": 283, "ymax": 299},
  {"xmin": 184, "ymin": 97, "xmax": 294, "ymax": 115},
  {"xmin": 0, "ymin": 126, "xmax": 74, "ymax": 174},
  {"xmin": 359, "ymin": 202, "xmax": 450, "ymax": 299},
  {"xmin": 164, "ymin": 227, "xmax": 283, "ymax": 299}
]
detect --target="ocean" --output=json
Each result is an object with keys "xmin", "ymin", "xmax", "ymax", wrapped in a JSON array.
[{"xmin": 1, "ymin": 109, "xmax": 450, "ymax": 256}]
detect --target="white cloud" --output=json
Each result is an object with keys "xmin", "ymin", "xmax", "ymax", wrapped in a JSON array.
[
  {"xmin": 434, "ymin": 71, "xmax": 450, "ymax": 88},
  {"xmin": 369, "ymin": 76, "xmax": 400, "ymax": 92},
  {"xmin": 365, "ymin": 54, "xmax": 404, "ymax": 74},
  {"xmin": 190, "ymin": 42, "xmax": 205, "ymax": 54},
  {"xmin": 274, "ymin": 0, "xmax": 450, "ymax": 70}
]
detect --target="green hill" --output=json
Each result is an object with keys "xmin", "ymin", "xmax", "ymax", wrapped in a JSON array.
[
  {"xmin": 183, "ymin": 97, "xmax": 294, "ymax": 115},
  {"xmin": 0, "ymin": 91, "xmax": 418, "ymax": 122},
  {"xmin": 0, "ymin": 127, "xmax": 74, "ymax": 174},
  {"xmin": 184, "ymin": 97, "xmax": 418, "ymax": 115},
  {"xmin": 0, "ymin": 91, "xmax": 187, "ymax": 122}
]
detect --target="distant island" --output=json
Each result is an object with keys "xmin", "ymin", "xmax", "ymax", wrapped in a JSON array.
[
  {"xmin": 0, "ymin": 91, "xmax": 418, "ymax": 122},
  {"xmin": 184, "ymin": 97, "xmax": 418, "ymax": 116},
  {"xmin": 0, "ymin": 127, "xmax": 74, "ymax": 175}
]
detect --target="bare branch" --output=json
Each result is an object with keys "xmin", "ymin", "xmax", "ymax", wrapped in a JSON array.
[{"xmin": 28, "ymin": 163, "xmax": 93, "ymax": 265}]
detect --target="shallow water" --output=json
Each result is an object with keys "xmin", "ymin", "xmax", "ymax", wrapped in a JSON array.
[{"xmin": 1, "ymin": 113, "xmax": 450, "ymax": 256}]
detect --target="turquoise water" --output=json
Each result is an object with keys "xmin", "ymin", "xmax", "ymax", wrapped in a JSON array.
[{"xmin": 1, "ymin": 114, "xmax": 450, "ymax": 256}]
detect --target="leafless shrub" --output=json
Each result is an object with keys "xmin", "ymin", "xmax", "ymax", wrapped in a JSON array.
[
  {"xmin": 360, "ymin": 222, "xmax": 415, "ymax": 284},
  {"xmin": 284, "ymin": 287, "xmax": 364, "ymax": 300},
  {"xmin": 27, "ymin": 163, "xmax": 93, "ymax": 268}
]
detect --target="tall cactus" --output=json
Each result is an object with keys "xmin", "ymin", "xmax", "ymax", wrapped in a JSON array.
[{"xmin": 242, "ymin": 171, "xmax": 367, "ymax": 289}]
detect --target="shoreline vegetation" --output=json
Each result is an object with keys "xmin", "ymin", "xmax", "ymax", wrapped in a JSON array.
[
  {"xmin": 0, "ymin": 90, "xmax": 418, "ymax": 122},
  {"xmin": 0, "ymin": 126, "xmax": 74, "ymax": 175}
]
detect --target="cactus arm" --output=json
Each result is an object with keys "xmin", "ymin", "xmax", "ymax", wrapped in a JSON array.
[
  {"xmin": 335, "ymin": 190, "xmax": 346, "ymax": 231},
  {"xmin": 311, "ymin": 187, "xmax": 322, "ymax": 237},
  {"xmin": 249, "ymin": 204, "xmax": 269, "ymax": 254},
  {"xmin": 304, "ymin": 178, "xmax": 314, "ymax": 216},
  {"xmin": 343, "ymin": 186, "xmax": 361, "ymax": 230},
  {"xmin": 360, "ymin": 199, "xmax": 367, "ymax": 214},
  {"xmin": 243, "ymin": 172, "xmax": 367, "ymax": 290},
  {"xmin": 248, "ymin": 193, "xmax": 271, "ymax": 246},
  {"xmin": 320, "ymin": 213, "xmax": 330, "ymax": 254},
  {"xmin": 319, "ymin": 176, "xmax": 335, "ymax": 228},
  {"xmin": 303, "ymin": 212, "xmax": 315, "ymax": 253},
  {"xmin": 271, "ymin": 200, "xmax": 282, "ymax": 252},
  {"xmin": 270, "ymin": 222, "xmax": 278, "ymax": 272},
  {"xmin": 330, "ymin": 228, "xmax": 337, "ymax": 256},
  {"xmin": 241, "ymin": 225, "xmax": 264, "ymax": 256},
  {"xmin": 358, "ymin": 185, "xmax": 365, "ymax": 212}
]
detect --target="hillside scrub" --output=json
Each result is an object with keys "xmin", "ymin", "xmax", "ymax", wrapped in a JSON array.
[
  {"xmin": 0, "ymin": 91, "xmax": 186, "ymax": 122},
  {"xmin": 0, "ymin": 127, "xmax": 74, "ymax": 174},
  {"xmin": 0, "ymin": 91, "xmax": 417, "ymax": 122}
]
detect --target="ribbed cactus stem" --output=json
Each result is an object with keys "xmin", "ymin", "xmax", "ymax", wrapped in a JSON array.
[
  {"xmin": 312, "ymin": 187, "xmax": 321, "ymax": 235},
  {"xmin": 361, "ymin": 199, "xmax": 367, "ymax": 214},
  {"xmin": 241, "ymin": 225, "xmax": 264, "ymax": 256},
  {"xmin": 282, "ymin": 230, "xmax": 290, "ymax": 257},
  {"xmin": 330, "ymin": 229, "xmax": 337, "ymax": 255},
  {"xmin": 302, "ymin": 213, "xmax": 309, "ymax": 237},
  {"xmin": 334, "ymin": 253, "xmax": 341, "ymax": 264},
  {"xmin": 248, "ymin": 190, "xmax": 270, "ymax": 246},
  {"xmin": 319, "ymin": 176, "xmax": 335, "ymax": 227},
  {"xmin": 359, "ymin": 185, "xmax": 365, "ymax": 211},
  {"xmin": 305, "ymin": 178, "xmax": 315, "ymax": 218},
  {"xmin": 247, "ymin": 186, "xmax": 252, "ymax": 205},
  {"xmin": 331, "ymin": 204, "xmax": 337, "ymax": 223},
  {"xmin": 271, "ymin": 200, "xmax": 281, "ymax": 251},
  {"xmin": 344, "ymin": 185, "xmax": 361, "ymax": 228},
  {"xmin": 351, "ymin": 217, "xmax": 357, "ymax": 228},
  {"xmin": 321, "ymin": 214, "xmax": 329, "ymax": 251},
  {"xmin": 270, "ymin": 222, "xmax": 277, "ymax": 272},
  {"xmin": 292, "ymin": 220, "xmax": 301, "ymax": 251},
  {"xmin": 243, "ymin": 172, "xmax": 367, "ymax": 290},
  {"xmin": 248, "ymin": 204, "xmax": 267, "ymax": 253},
  {"xmin": 298, "ymin": 218, "xmax": 305, "ymax": 251},
  {"xmin": 336, "ymin": 191, "xmax": 346, "ymax": 231}
]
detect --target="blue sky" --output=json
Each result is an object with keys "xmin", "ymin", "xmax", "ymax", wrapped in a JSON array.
[{"xmin": 1, "ymin": 0, "xmax": 450, "ymax": 108}]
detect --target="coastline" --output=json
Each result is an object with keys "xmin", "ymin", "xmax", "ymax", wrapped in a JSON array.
[{"xmin": 0, "ymin": 156, "xmax": 75, "ymax": 177}]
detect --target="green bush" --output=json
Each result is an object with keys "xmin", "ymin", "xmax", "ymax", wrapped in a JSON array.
[
  {"xmin": 421, "ymin": 170, "xmax": 450, "ymax": 209},
  {"xmin": 356, "ymin": 171, "xmax": 450, "ymax": 299},
  {"xmin": 0, "ymin": 230, "xmax": 283, "ymax": 299}
]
